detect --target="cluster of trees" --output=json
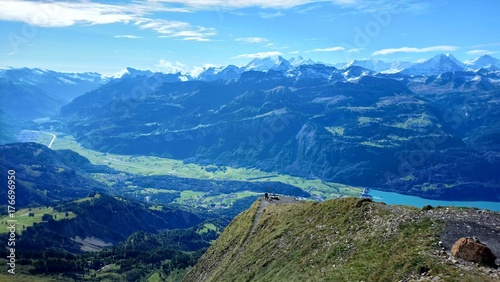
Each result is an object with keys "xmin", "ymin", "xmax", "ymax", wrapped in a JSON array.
[{"xmin": 0, "ymin": 223, "xmax": 222, "ymax": 280}]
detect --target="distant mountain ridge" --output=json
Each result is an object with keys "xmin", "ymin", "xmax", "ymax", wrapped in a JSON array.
[
  {"xmin": 0, "ymin": 67, "xmax": 105, "ymax": 101},
  {"xmin": 57, "ymin": 55, "xmax": 500, "ymax": 201},
  {"xmin": 5, "ymin": 53, "xmax": 500, "ymax": 201},
  {"xmin": 0, "ymin": 67, "xmax": 105, "ymax": 122},
  {"xmin": 187, "ymin": 54, "xmax": 500, "ymax": 80}
]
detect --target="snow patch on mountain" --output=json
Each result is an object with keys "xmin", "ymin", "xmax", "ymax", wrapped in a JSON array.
[
  {"xmin": 465, "ymin": 55, "xmax": 500, "ymax": 70},
  {"xmin": 401, "ymin": 53, "xmax": 465, "ymax": 75}
]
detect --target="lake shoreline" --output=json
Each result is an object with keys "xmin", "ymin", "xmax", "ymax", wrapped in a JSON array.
[{"xmin": 367, "ymin": 188, "xmax": 500, "ymax": 212}]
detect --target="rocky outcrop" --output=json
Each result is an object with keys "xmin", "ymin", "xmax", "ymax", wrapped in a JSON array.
[{"xmin": 451, "ymin": 237, "xmax": 497, "ymax": 266}]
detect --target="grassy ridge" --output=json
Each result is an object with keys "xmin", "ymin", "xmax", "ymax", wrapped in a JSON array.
[{"xmin": 185, "ymin": 198, "xmax": 495, "ymax": 282}]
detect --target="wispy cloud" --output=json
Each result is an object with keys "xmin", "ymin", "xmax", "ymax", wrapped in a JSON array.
[
  {"xmin": 466, "ymin": 50, "xmax": 496, "ymax": 55},
  {"xmin": 114, "ymin": 35, "xmax": 142, "ymax": 39},
  {"xmin": 232, "ymin": 51, "xmax": 282, "ymax": 59},
  {"xmin": 235, "ymin": 37, "xmax": 268, "ymax": 43},
  {"xmin": 0, "ymin": 0, "xmax": 434, "ymax": 46},
  {"xmin": 151, "ymin": 0, "xmax": 430, "ymax": 13},
  {"xmin": 308, "ymin": 47, "xmax": 345, "ymax": 52},
  {"xmin": 259, "ymin": 11, "xmax": 284, "ymax": 18},
  {"xmin": 289, "ymin": 51, "xmax": 300, "ymax": 54},
  {"xmin": 153, "ymin": 0, "xmax": 323, "ymax": 10},
  {"xmin": 0, "ymin": 1, "xmax": 215, "ymax": 41},
  {"xmin": 346, "ymin": 48, "xmax": 363, "ymax": 53},
  {"xmin": 469, "ymin": 42, "xmax": 500, "ymax": 49},
  {"xmin": 372, "ymin": 45, "xmax": 458, "ymax": 56},
  {"xmin": 332, "ymin": 0, "xmax": 431, "ymax": 15},
  {"xmin": 136, "ymin": 19, "xmax": 216, "ymax": 41},
  {"xmin": 0, "ymin": 1, "xmax": 135, "ymax": 27}
]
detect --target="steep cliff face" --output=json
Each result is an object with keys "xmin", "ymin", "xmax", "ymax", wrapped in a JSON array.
[{"xmin": 184, "ymin": 198, "xmax": 500, "ymax": 282}]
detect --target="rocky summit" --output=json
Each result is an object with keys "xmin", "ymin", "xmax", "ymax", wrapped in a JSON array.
[{"xmin": 185, "ymin": 197, "xmax": 500, "ymax": 282}]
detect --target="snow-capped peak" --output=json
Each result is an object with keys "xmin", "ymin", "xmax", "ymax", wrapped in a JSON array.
[
  {"xmin": 112, "ymin": 67, "xmax": 153, "ymax": 79},
  {"xmin": 464, "ymin": 54, "xmax": 500, "ymax": 70},
  {"xmin": 289, "ymin": 56, "xmax": 316, "ymax": 67},
  {"xmin": 401, "ymin": 53, "xmax": 465, "ymax": 75},
  {"xmin": 344, "ymin": 58, "xmax": 391, "ymax": 72},
  {"xmin": 242, "ymin": 56, "xmax": 292, "ymax": 72}
]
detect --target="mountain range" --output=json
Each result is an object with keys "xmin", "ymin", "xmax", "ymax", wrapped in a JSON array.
[
  {"xmin": 3, "ymin": 54, "xmax": 498, "ymax": 122},
  {"xmin": 53, "ymin": 53, "xmax": 500, "ymax": 201},
  {"xmin": 1, "ymin": 54, "xmax": 498, "ymax": 120},
  {"xmin": 2, "ymin": 53, "xmax": 500, "ymax": 202}
]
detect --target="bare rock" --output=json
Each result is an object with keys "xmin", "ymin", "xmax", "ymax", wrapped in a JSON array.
[{"xmin": 451, "ymin": 237, "xmax": 497, "ymax": 266}]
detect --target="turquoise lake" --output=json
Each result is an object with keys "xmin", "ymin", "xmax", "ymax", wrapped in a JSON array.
[{"xmin": 368, "ymin": 189, "xmax": 500, "ymax": 212}]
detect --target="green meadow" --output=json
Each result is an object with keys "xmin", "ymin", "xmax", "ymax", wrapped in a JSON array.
[
  {"xmin": 0, "ymin": 206, "xmax": 76, "ymax": 235},
  {"xmin": 24, "ymin": 131, "xmax": 363, "ymax": 200}
]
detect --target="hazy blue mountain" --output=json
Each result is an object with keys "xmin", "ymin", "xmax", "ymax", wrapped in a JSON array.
[
  {"xmin": 0, "ymin": 78, "xmax": 66, "ymax": 121},
  {"xmin": 0, "ymin": 67, "xmax": 104, "ymax": 102},
  {"xmin": 0, "ymin": 109, "xmax": 18, "ymax": 144}
]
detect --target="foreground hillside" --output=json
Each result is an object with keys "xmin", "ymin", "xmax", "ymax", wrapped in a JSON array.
[{"xmin": 185, "ymin": 197, "xmax": 500, "ymax": 282}]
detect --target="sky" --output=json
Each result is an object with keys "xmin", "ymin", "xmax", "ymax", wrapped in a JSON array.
[{"xmin": 0, "ymin": 0, "xmax": 499, "ymax": 75}]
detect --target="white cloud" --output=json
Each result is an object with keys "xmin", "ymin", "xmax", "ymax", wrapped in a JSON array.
[
  {"xmin": 153, "ymin": 0, "xmax": 321, "ymax": 10},
  {"xmin": 372, "ymin": 45, "xmax": 458, "ymax": 56},
  {"xmin": 151, "ymin": 0, "xmax": 429, "ymax": 13},
  {"xmin": 0, "ymin": 1, "xmax": 215, "ymax": 41},
  {"xmin": 232, "ymin": 51, "xmax": 283, "ymax": 59},
  {"xmin": 330, "ymin": 0, "xmax": 431, "ymax": 14},
  {"xmin": 466, "ymin": 49, "xmax": 496, "ymax": 55},
  {"xmin": 289, "ymin": 51, "xmax": 300, "ymax": 54},
  {"xmin": 0, "ymin": 0, "xmax": 432, "ymax": 27},
  {"xmin": 346, "ymin": 48, "xmax": 363, "ymax": 53},
  {"xmin": 259, "ymin": 11, "xmax": 285, "ymax": 18},
  {"xmin": 114, "ymin": 35, "xmax": 142, "ymax": 39},
  {"xmin": 136, "ymin": 19, "xmax": 216, "ymax": 41},
  {"xmin": 470, "ymin": 42, "xmax": 500, "ymax": 49},
  {"xmin": 155, "ymin": 59, "xmax": 187, "ymax": 73},
  {"xmin": 308, "ymin": 47, "xmax": 345, "ymax": 52},
  {"xmin": 235, "ymin": 37, "xmax": 268, "ymax": 43},
  {"xmin": 0, "ymin": 1, "xmax": 136, "ymax": 27},
  {"xmin": 183, "ymin": 37, "xmax": 210, "ymax": 41}
]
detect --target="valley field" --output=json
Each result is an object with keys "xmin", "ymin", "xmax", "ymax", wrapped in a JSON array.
[
  {"xmin": 0, "ymin": 207, "xmax": 76, "ymax": 235},
  {"xmin": 19, "ymin": 130, "xmax": 364, "ymax": 202}
]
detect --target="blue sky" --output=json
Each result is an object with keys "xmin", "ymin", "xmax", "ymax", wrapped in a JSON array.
[{"xmin": 0, "ymin": 0, "xmax": 499, "ymax": 75}]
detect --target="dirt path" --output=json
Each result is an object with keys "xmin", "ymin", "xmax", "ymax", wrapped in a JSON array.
[
  {"xmin": 250, "ymin": 199, "xmax": 269, "ymax": 234},
  {"xmin": 249, "ymin": 195, "xmax": 302, "ymax": 235}
]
